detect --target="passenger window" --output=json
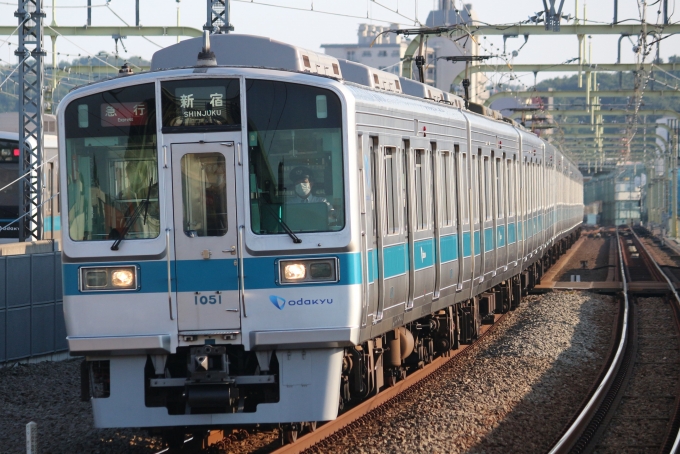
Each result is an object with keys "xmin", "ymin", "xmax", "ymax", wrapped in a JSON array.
[
  {"xmin": 384, "ymin": 147, "xmax": 398, "ymax": 235},
  {"xmin": 472, "ymin": 154, "xmax": 479, "ymax": 223},
  {"xmin": 508, "ymin": 159, "xmax": 515, "ymax": 217},
  {"xmin": 496, "ymin": 158, "xmax": 504, "ymax": 219},
  {"xmin": 440, "ymin": 151, "xmax": 454, "ymax": 227},
  {"xmin": 180, "ymin": 153, "xmax": 228, "ymax": 237},
  {"xmin": 415, "ymin": 149, "xmax": 426, "ymax": 231},
  {"xmin": 483, "ymin": 156, "xmax": 491, "ymax": 221},
  {"xmin": 458, "ymin": 149, "xmax": 469, "ymax": 224}
]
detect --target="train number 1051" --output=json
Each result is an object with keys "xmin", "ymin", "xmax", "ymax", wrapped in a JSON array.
[{"xmin": 194, "ymin": 294, "xmax": 222, "ymax": 305}]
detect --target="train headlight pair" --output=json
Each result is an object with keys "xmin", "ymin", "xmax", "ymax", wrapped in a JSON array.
[
  {"xmin": 279, "ymin": 258, "xmax": 338, "ymax": 284},
  {"xmin": 80, "ymin": 266, "xmax": 138, "ymax": 291}
]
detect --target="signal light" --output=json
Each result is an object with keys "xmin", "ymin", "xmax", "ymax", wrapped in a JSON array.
[{"xmin": 13, "ymin": 149, "xmax": 19, "ymax": 157}]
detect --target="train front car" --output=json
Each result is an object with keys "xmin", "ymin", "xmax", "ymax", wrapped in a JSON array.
[{"xmin": 58, "ymin": 35, "xmax": 359, "ymax": 434}]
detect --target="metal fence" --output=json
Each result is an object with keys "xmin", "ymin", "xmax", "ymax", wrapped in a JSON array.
[{"xmin": 0, "ymin": 250, "xmax": 66, "ymax": 364}]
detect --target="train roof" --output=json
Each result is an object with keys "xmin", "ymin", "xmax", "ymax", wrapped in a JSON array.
[
  {"xmin": 337, "ymin": 59, "xmax": 402, "ymax": 94},
  {"xmin": 152, "ymin": 34, "xmax": 343, "ymax": 78}
]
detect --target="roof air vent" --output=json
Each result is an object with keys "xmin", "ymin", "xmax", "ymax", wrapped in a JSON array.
[{"xmin": 197, "ymin": 31, "xmax": 217, "ymax": 67}]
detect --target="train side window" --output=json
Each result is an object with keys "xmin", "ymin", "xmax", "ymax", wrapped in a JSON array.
[
  {"xmin": 508, "ymin": 159, "xmax": 515, "ymax": 217},
  {"xmin": 440, "ymin": 151, "xmax": 454, "ymax": 227},
  {"xmin": 483, "ymin": 155, "xmax": 491, "ymax": 221},
  {"xmin": 384, "ymin": 147, "xmax": 398, "ymax": 235},
  {"xmin": 458, "ymin": 149, "xmax": 468, "ymax": 224},
  {"xmin": 180, "ymin": 153, "xmax": 228, "ymax": 237},
  {"xmin": 415, "ymin": 149, "xmax": 425, "ymax": 231},
  {"xmin": 495, "ymin": 157, "xmax": 503, "ymax": 219},
  {"xmin": 471, "ymin": 154, "xmax": 479, "ymax": 224}
]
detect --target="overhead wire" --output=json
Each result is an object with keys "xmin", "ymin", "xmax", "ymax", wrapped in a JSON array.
[
  {"xmin": 45, "ymin": 25, "xmax": 119, "ymax": 69},
  {"xmin": 105, "ymin": 3, "xmax": 163, "ymax": 49},
  {"xmin": 0, "ymin": 0, "xmax": 107, "ymax": 7},
  {"xmin": 0, "ymin": 55, "xmax": 28, "ymax": 91},
  {"xmin": 230, "ymin": 0, "xmax": 411, "ymax": 25}
]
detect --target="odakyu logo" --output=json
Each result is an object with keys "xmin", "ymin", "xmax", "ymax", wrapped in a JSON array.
[{"xmin": 269, "ymin": 295, "xmax": 334, "ymax": 310}]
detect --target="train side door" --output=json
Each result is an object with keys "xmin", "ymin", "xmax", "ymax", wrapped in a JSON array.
[
  {"xmin": 358, "ymin": 134, "xmax": 378, "ymax": 328},
  {"xmin": 171, "ymin": 140, "xmax": 241, "ymax": 332},
  {"xmin": 407, "ymin": 139, "xmax": 436, "ymax": 310},
  {"xmin": 456, "ymin": 148, "xmax": 471, "ymax": 292},
  {"xmin": 471, "ymin": 151, "xmax": 482, "ymax": 284},
  {"xmin": 481, "ymin": 152, "xmax": 495, "ymax": 278}
]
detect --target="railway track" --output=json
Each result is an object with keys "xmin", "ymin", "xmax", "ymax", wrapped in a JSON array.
[{"xmin": 549, "ymin": 226, "xmax": 680, "ymax": 453}]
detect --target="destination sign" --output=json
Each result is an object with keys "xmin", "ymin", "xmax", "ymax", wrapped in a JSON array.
[
  {"xmin": 100, "ymin": 102, "xmax": 149, "ymax": 127},
  {"xmin": 161, "ymin": 79, "xmax": 241, "ymax": 130},
  {"xmin": 170, "ymin": 86, "xmax": 227, "ymax": 126}
]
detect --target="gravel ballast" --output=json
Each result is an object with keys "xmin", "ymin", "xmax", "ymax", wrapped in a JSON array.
[{"xmin": 313, "ymin": 291, "xmax": 616, "ymax": 454}]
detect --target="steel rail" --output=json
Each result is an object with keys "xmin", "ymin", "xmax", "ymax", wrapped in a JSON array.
[
  {"xmin": 548, "ymin": 228, "xmax": 629, "ymax": 454},
  {"xmin": 629, "ymin": 228, "xmax": 680, "ymax": 453}
]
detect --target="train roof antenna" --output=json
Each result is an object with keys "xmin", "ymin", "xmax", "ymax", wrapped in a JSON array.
[{"xmin": 197, "ymin": 31, "xmax": 217, "ymax": 67}]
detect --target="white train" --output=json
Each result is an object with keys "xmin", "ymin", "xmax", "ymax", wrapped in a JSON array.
[{"xmin": 58, "ymin": 33, "xmax": 583, "ymax": 446}]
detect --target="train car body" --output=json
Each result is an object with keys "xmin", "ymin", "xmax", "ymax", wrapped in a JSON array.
[
  {"xmin": 0, "ymin": 130, "xmax": 60, "ymax": 242},
  {"xmin": 58, "ymin": 34, "xmax": 582, "ymax": 439}
]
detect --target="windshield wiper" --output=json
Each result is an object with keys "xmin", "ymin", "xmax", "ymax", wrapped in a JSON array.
[
  {"xmin": 262, "ymin": 203, "xmax": 301, "ymax": 244},
  {"xmin": 111, "ymin": 177, "xmax": 155, "ymax": 251}
]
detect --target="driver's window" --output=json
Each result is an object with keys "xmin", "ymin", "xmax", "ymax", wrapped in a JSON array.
[{"xmin": 180, "ymin": 153, "xmax": 228, "ymax": 237}]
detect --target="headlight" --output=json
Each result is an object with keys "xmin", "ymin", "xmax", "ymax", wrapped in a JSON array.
[
  {"xmin": 279, "ymin": 258, "xmax": 338, "ymax": 284},
  {"xmin": 283, "ymin": 263, "xmax": 306, "ymax": 280},
  {"xmin": 80, "ymin": 266, "xmax": 138, "ymax": 291},
  {"xmin": 111, "ymin": 269, "xmax": 135, "ymax": 287}
]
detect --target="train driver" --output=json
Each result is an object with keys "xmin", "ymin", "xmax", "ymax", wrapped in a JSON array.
[{"xmin": 288, "ymin": 166, "xmax": 336, "ymax": 225}]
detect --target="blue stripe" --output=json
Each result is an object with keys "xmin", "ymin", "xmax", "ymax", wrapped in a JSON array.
[
  {"xmin": 518, "ymin": 221, "xmax": 523, "ymax": 240},
  {"xmin": 43, "ymin": 215, "xmax": 62, "ymax": 231},
  {"xmin": 508, "ymin": 223, "xmax": 516, "ymax": 244},
  {"xmin": 176, "ymin": 259, "xmax": 238, "ymax": 291},
  {"xmin": 440, "ymin": 234, "xmax": 458, "ymax": 263},
  {"xmin": 63, "ymin": 261, "xmax": 173, "ymax": 296},
  {"xmin": 367, "ymin": 249, "xmax": 377, "ymax": 283},
  {"xmin": 63, "ymin": 252, "xmax": 363, "ymax": 296},
  {"xmin": 474, "ymin": 230, "xmax": 481, "ymax": 256},
  {"xmin": 383, "ymin": 244, "xmax": 408, "ymax": 278},
  {"xmin": 414, "ymin": 238, "xmax": 435, "ymax": 270},
  {"xmin": 484, "ymin": 228, "xmax": 494, "ymax": 252},
  {"xmin": 497, "ymin": 225, "xmax": 506, "ymax": 248},
  {"xmin": 463, "ymin": 232, "xmax": 471, "ymax": 257}
]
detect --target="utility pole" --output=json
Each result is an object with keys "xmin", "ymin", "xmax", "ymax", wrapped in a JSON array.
[
  {"xmin": 14, "ymin": 0, "xmax": 45, "ymax": 242},
  {"xmin": 206, "ymin": 0, "xmax": 232, "ymax": 34},
  {"xmin": 46, "ymin": 0, "xmax": 56, "ymax": 114}
]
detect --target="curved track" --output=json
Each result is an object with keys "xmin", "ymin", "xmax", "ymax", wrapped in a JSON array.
[{"xmin": 549, "ymin": 226, "xmax": 680, "ymax": 454}]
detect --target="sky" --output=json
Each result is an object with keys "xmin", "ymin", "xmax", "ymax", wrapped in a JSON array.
[{"xmin": 0, "ymin": 0, "xmax": 678, "ymax": 85}]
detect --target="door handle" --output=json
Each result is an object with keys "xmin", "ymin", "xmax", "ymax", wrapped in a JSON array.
[
  {"xmin": 237, "ymin": 142, "xmax": 242, "ymax": 166},
  {"xmin": 222, "ymin": 246, "xmax": 236, "ymax": 255}
]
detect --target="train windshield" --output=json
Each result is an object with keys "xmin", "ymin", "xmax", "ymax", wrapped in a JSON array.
[
  {"xmin": 246, "ymin": 80, "xmax": 344, "ymax": 234},
  {"xmin": 64, "ymin": 83, "xmax": 159, "ymax": 242}
]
